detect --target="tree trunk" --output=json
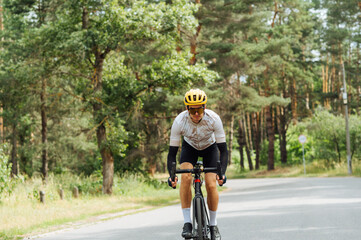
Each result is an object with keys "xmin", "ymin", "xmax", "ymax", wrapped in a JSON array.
[
  {"xmin": 0, "ymin": 4, "xmax": 3, "ymax": 31},
  {"xmin": 331, "ymin": 52, "xmax": 339, "ymax": 111},
  {"xmin": 82, "ymin": 6, "xmax": 114, "ymax": 194},
  {"xmin": 260, "ymin": 109, "xmax": 264, "ymax": 144},
  {"xmin": 82, "ymin": 6, "xmax": 89, "ymax": 29},
  {"xmin": 245, "ymin": 139, "xmax": 253, "ymax": 171},
  {"xmin": 322, "ymin": 63, "xmax": 330, "ymax": 108},
  {"xmin": 246, "ymin": 113, "xmax": 253, "ymax": 152},
  {"xmin": 279, "ymin": 66, "xmax": 289, "ymax": 165},
  {"xmin": 265, "ymin": 105, "xmax": 275, "ymax": 170},
  {"xmin": 290, "ymin": 78, "xmax": 297, "ymax": 125},
  {"xmin": 189, "ymin": 24, "xmax": 202, "ymax": 65},
  {"xmin": 252, "ymin": 112, "xmax": 260, "ymax": 170},
  {"xmin": 242, "ymin": 115, "xmax": 253, "ymax": 170},
  {"xmin": 92, "ymin": 55, "xmax": 114, "ymax": 195},
  {"xmin": 41, "ymin": 77, "xmax": 48, "ymax": 182},
  {"xmin": 96, "ymin": 121, "xmax": 114, "ymax": 195},
  {"xmin": 189, "ymin": 0, "xmax": 202, "ymax": 65},
  {"xmin": 277, "ymin": 106, "xmax": 287, "ymax": 164},
  {"xmin": 228, "ymin": 115, "xmax": 234, "ymax": 165},
  {"xmin": 239, "ymin": 145, "xmax": 245, "ymax": 170},
  {"xmin": 324, "ymin": 55, "xmax": 331, "ymax": 108},
  {"xmin": 237, "ymin": 119, "xmax": 245, "ymax": 170},
  {"xmin": 305, "ymin": 84, "xmax": 310, "ymax": 111},
  {"xmin": 338, "ymin": 43, "xmax": 343, "ymax": 114}
]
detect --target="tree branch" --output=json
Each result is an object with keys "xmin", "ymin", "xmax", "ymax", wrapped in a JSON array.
[
  {"xmin": 56, "ymin": 70, "xmax": 92, "ymax": 81},
  {"xmin": 268, "ymin": 1, "xmax": 279, "ymax": 40},
  {"xmin": 88, "ymin": 115, "xmax": 109, "ymax": 137}
]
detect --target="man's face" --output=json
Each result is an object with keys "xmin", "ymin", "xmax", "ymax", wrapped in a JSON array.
[{"xmin": 188, "ymin": 104, "xmax": 205, "ymax": 123}]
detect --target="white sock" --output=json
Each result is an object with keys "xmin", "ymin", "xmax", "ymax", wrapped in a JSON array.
[
  {"xmin": 209, "ymin": 210, "xmax": 217, "ymax": 226},
  {"xmin": 182, "ymin": 208, "xmax": 191, "ymax": 223}
]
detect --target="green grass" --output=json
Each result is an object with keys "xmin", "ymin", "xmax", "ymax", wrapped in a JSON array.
[
  {"xmin": 227, "ymin": 159, "xmax": 361, "ymax": 178},
  {"xmin": 0, "ymin": 173, "xmax": 180, "ymax": 240}
]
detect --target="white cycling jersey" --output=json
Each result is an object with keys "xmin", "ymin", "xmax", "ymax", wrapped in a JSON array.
[{"xmin": 169, "ymin": 109, "xmax": 226, "ymax": 150}]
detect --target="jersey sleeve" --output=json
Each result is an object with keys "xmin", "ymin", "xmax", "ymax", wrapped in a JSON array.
[
  {"xmin": 214, "ymin": 115, "xmax": 226, "ymax": 143},
  {"xmin": 169, "ymin": 119, "xmax": 182, "ymax": 147}
]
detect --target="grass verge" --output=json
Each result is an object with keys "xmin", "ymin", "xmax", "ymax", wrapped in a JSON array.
[
  {"xmin": 0, "ymin": 173, "xmax": 179, "ymax": 240},
  {"xmin": 227, "ymin": 160, "xmax": 361, "ymax": 178}
]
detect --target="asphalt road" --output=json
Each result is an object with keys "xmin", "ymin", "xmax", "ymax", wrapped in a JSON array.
[{"xmin": 32, "ymin": 177, "xmax": 361, "ymax": 240}]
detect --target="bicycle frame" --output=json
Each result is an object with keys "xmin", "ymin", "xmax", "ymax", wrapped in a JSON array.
[{"xmin": 171, "ymin": 161, "xmax": 222, "ymax": 240}]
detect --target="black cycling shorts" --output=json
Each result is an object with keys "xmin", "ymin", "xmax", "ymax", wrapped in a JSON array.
[{"xmin": 180, "ymin": 140, "xmax": 219, "ymax": 172}]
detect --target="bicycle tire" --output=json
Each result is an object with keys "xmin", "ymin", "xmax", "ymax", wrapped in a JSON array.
[
  {"xmin": 201, "ymin": 200, "xmax": 211, "ymax": 240},
  {"xmin": 195, "ymin": 197, "xmax": 204, "ymax": 240}
]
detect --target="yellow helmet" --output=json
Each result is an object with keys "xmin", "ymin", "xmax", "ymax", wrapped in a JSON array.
[{"xmin": 184, "ymin": 89, "xmax": 207, "ymax": 106}]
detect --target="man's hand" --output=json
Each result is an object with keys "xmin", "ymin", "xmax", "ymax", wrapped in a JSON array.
[
  {"xmin": 168, "ymin": 176, "xmax": 178, "ymax": 189},
  {"xmin": 216, "ymin": 175, "xmax": 227, "ymax": 186}
]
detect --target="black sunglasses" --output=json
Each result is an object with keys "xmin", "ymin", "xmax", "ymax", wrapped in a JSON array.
[{"xmin": 188, "ymin": 107, "xmax": 205, "ymax": 115}]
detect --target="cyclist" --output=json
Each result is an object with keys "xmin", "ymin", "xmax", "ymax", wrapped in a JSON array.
[{"xmin": 167, "ymin": 89, "xmax": 228, "ymax": 240}]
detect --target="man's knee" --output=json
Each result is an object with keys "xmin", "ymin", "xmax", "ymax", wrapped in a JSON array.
[
  {"xmin": 205, "ymin": 173, "xmax": 217, "ymax": 192},
  {"xmin": 206, "ymin": 182, "xmax": 217, "ymax": 192},
  {"xmin": 180, "ymin": 162, "xmax": 193, "ymax": 185},
  {"xmin": 181, "ymin": 173, "xmax": 192, "ymax": 184}
]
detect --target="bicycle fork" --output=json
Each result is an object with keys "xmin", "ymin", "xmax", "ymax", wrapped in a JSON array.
[{"xmin": 192, "ymin": 178, "xmax": 210, "ymax": 240}]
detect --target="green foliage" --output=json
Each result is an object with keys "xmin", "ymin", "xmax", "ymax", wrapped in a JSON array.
[
  {"xmin": 113, "ymin": 173, "xmax": 170, "ymax": 196},
  {"xmin": 0, "ymin": 172, "xmax": 179, "ymax": 239},
  {"xmin": 106, "ymin": 118, "xmax": 128, "ymax": 157},
  {"xmin": 1, "ymin": 0, "xmax": 361, "ymax": 180},
  {"xmin": 0, "ymin": 145, "xmax": 12, "ymax": 199},
  {"xmin": 144, "ymin": 53, "xmax": 219, "ymax": 90},
  {"xmin": 305, "ymin": 109, "xmax": 345, "ymax": 162},
  {"xmin": 287, "ymin": 108, "xmax": 361, "ymax": 166},
  {"xmin": 286, "ymin": 124, "xmax": 315, "ymax": 164},
  {"xmin": 259, "ymin": 139, "xmax": 281, "ymax": 166}
]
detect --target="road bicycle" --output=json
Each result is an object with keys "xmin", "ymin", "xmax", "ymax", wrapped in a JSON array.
[{"xmin": 170, "ymin": 160, "xmax": 223, "ymax": 240}]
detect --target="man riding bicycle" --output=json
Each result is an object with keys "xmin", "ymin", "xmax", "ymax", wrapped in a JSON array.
[{"xmin": 167, "ymin": 89, "xmax": 228, "ymax": 240}]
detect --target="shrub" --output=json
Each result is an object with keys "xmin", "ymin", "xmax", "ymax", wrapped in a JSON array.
[
  {"xmin": 0, "ymin": 145, "xmax": 12, "ymax": 199},
  {"xmin": 286, "ymin": 123, "xmax": 315, "ymax": 165},
  {"xmin": 287, "ymin": 108, "xmax": 361, "ymax": 166}
]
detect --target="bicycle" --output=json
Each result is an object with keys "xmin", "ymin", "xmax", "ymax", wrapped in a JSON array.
[{"xmin": 170, "ymin": 160, "xmax": 223, "ymax": 240}]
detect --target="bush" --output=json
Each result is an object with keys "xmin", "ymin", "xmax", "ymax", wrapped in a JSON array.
[
  {"xmin": 286, "ymin": 123, "xmax": 315, "ymax": 165},
  {"xmin": 0, "ymin": 145, "xmax": 12, "ymax": 199},
  {"xmin": 287, "ymin": 108, "xmax": 361, "ymax": 166}
]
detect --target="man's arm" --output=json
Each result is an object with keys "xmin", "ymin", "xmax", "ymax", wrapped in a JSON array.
[
  {"xmin": 167, "ymin": 116, "xmax": 182, "ymax": 188},
  {"xmin": 167, "ymin": 146, "xmax": 179, "ymax": 188},
  {"xmin": 216, "ymin": 142, "xmax": 228, "ymax": 182},
  {"xmin": 167, "ymin": 146, "xmax": 179, "ymax": 176},
  {"xmin": 212, "ymin": 112, "xmax": 228, "ymax": 182}
]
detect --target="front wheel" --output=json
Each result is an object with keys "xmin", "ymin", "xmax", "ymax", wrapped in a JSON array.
[{"xmin": 195, "ymin": 197, "xmax": 204, "ymax": 240}]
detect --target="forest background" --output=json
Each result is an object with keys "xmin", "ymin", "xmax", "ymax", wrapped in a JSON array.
[{"xmin": 1, "ymin": 0, "xmax": 361, "ymax": 238}]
